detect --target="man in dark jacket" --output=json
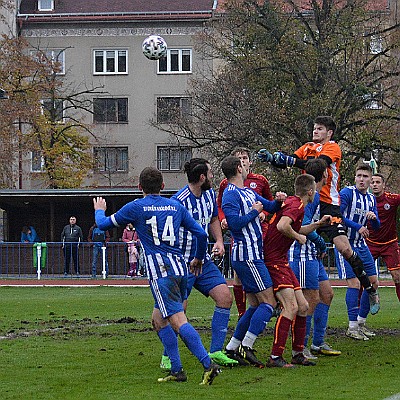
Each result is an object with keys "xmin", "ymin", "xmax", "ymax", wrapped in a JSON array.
[{"xmin": 61, "ymin": 216, "xmax": 83, "ymax": 276}]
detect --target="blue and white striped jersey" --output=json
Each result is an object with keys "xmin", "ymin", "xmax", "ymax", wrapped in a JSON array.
[
  {"xmin": 222, "ymin": 183, "xmax": 281, "ymax": 262},
  {"xmin": 340, "ymin": 186, "xmax": 380, "ymax": 246},
  {"xmin": 289, "ymin": 193, "xmax": 321, "ymax": 262},
  {"xmin": 171, "ymin": 185, "xmax": 218, "ymax": 263},
  {"xmin": 95, "ymin": 194, "xmax": 208, "ymax": 281}
]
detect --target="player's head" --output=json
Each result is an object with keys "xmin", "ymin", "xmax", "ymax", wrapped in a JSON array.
[
  {"xmin": 139, "ymin": 167, "xmax": 164, "ymax": 194},
  {"xmin": 313, "ymin": 116, "xmax": 336, "ymax": 144},
  {"xmin": 221, "ymin": 156, "xmax": 242, "ymax": 180},
  {"xmin": 184, "ymin": 158, "xmax": 213, "ymax": 190},
  {"xmin": 304, "ymin": 158, "xmax": 328, "ymax": 187},
  {"xmin": 371, "ymin": 173, "xmax": 385, "ymax": 196},
  {"xmin": 295, "ymin": 174, "xmax": 316, "ymax": 203},
  {"xmin": 355, "ymin": 164, "xmax": 372, "ymax": 194},
  {"xmin": 231, "ymin": 147, "xmax": 252, "ymax": 172}
]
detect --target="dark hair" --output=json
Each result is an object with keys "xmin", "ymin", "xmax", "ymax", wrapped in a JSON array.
[
  {"xmin": 355, "ymin": 164, "xmax": 373, "ymax": 174},
  {"xmin": 372, "ymin": 173, "xmax": 385, "ymax": 183},
  {"xmin": 21, "ymin": 226, "xmax": 30, "ymax": 234},
  {"xmin": 183, "ymin": 158, "xmax": 209, "ymax": 184},
  {"xmin": 230, "ymin": 147, "xmax": 250, "ymax": 157},
  {"xmin": 221, "ymin": 156, "xmax": 241, "ymax": 180},
  {"xmin": 314, "ymin": 116, "xmax": 336, "ymax": 135},
  {"xmin": 295, "ymin": 174, "xmax": 315, "ymax": 196},
  {"xmin": 305, "ymin": 158, "xmax": 327, "ymax": 183},
  {"xmin": 139, "ymin": 167, "xmax": 163, "ymax": 194}
]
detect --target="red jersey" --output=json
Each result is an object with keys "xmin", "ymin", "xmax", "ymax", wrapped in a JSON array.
[
  {"xmin": 294, "ymin": 141, "xmax": 341, "ymax": 206},
  {"xmin": 264, "ymin": 196, "xmax": 304, "ymax": 265},
  {"xmin": 366, "ymin": 192, "xmax": 400, "ymax": 245},
  {"xmin": 217, "ymin": 172, "xmax": 272, "ymax": 221}
]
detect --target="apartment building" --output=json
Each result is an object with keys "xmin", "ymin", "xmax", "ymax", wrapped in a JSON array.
[{"xmin": 15, "ymin": 0, "xmax": 218, "ymax": 190}]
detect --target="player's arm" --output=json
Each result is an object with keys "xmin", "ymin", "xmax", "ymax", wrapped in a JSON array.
[
  {"xmin": 339, "ymin": 189, "xmax": 363, "ymax": 231},
  {"xmin": 277, "ymin": 215, "xmax": 306, "ymax": 244},
  {"xmin": 217, "ymin": 179, "xmax": 228, "ymax": 228},
  {"xmin": 209, "ymin": 216, "xmax": 225, "ymax": 257},
  {"xmin": 223, "ymin": 193, "xmax": 259, "ymax": 229},
  {"xmin": 253, "ymin": 192, "xmax": 284, "ymax": 214},
  {"xmin": 181, "ymin": 208, "xmax": 208, "ymax": 261},
  {"xmin": 367, "ymin": 200, "xmax": 380, "ymax": 230}
]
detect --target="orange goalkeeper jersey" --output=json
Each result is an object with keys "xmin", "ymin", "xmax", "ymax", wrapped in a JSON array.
[{"xmin": 294, "ymin": 141, "xmax": 341, "ymax": 206}]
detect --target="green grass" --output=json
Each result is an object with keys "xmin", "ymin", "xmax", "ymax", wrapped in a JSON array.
[{"xmin": 0, "ymin": 286, "xmax": 398, "ymax": 400}]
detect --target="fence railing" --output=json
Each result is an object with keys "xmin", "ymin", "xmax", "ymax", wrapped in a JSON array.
[{"xmin": 0, "ymin": 241, "xmax": 389, "ymax": 280}]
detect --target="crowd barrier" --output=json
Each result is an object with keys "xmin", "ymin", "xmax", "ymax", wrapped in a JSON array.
[{"xmin": 0, "ymin": 242, "xmax": 389, "ymax": 280}]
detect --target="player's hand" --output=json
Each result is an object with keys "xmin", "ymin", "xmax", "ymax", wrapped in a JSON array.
[
  {"xmin": 221, "ymin": 218, "xmax": 229, "ymax": 230},
  {"xmin": 273, "ymin": 152, "xmax": 295, "ymax": 167},
  {"xmin": 252, "ymin": 201, "xmax": 263, "ymax": 213},
  {"xmin": 190, "ymin": 258, "xmax": 203, "ymax": 276},
  {"xmin": 275, "ymin": 191, "xmax": 287, "ymax": 202},
  {"xmin": 365, "ymin": 211, "xmax": 377, "ymax": 220},
  {"xmin": 93, "ymin": 196, "xmax": 107, "ymax": 211},
  {"xmin": 257, "ymin": 149, "xmax": 274, "ymax": 163},
  {"xmin": 318, "ymin": 215, "xmax": 332, "ymax": 226},
  {"xmin": 358, "ymin": 226, "xmax": 369, "ymax": 238},
  {"xmin": 297, "ymin": 234, "xmax": 307, "ymax": 245},
  {"xmin": 259, "ymin": 212, "xmax": 266, "ymax": 222},
  {"xmin": 212, "ymin": 243, "xmax": 225, "ymax": 258}
]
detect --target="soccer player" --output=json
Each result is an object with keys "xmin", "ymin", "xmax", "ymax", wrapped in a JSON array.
[
  {"xmin": 264, "ymin": 173, "xmax": 331, "ymax": 367},
  {"xmin": 153, "ymin": 158, "xmax": 237, "ymax": 368},
  {"xmin": 221, "ymin": 155, "xmax": 285, "ymax": 368},
  {"xmin": 289, "ymin": 159, "xmax": 341, "ymax": 358},
  {"xmin": 257, "ymin": 115, "xmax": 380, "ymax": 314},
  {"xmin": 93, "ymin": 167, "xmax": 220, "ymax": 385},
  {"xmin": 335, "ymin": 164, "xmax": 380, "ymax": 340},
  {"xmin": 366, "ymin": 174, "xmax": 400, "ymax": 301},
  {"xmin": 217, "ymin": 147, "xmax": 273, "ymax": 319}
]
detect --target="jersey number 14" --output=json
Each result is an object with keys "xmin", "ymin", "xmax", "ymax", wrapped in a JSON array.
[{"xmin": 146, "ymin": 215, "xmax": 176, "ymax": 246}]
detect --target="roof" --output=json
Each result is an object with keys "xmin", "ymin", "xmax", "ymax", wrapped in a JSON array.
[{"xmin": 18, "ymin": 0, "xmax": 218, "ymax": 22}]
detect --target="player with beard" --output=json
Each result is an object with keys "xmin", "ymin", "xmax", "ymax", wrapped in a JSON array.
[
  {"xmin": 153, "ymin": 158, "xmax": 238, "ymax": 369},
  {"xmin": 366, "ymin": 174, "xmax": 400, "ymax": 301}
]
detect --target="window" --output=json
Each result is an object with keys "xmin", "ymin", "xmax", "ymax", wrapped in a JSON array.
[
  {"xmin": 41, "ymin": 98, "xmax": 64, "ymax": 122},
  {"xmin": 94, "ymin": 50, "xmax": 127, "ymax": 74},
  {"xmin": 158, "ymin": 49, "xmax": 192, "ymax": 74},
  {"xmin": 38, "ymin": 0, "xmax": 54, "ymax": 11},
  {"xmin": 156, "ymin": 97, "xmax": 191, "ymax": 124},
  {"xmin": 31, "ymin": 49, "xmax": 65, "ymax": 74},
  {"xmin": 157, "ymin": 146, "xmax": 192, "ymax": 171},
  {"xmin": 94, "ymin": 147, "xmax": 129, "ymax": 173},
  {"xmin": 364, "ymin": 85, "xmax": 383, "ymax": 110},
  {"xmin": 369, "ymin": 35, "xmax": 383, "ymax": 54},
  {"xmin": 31, "ymin": 151, "xmax": 45, "ymax": 172},
  {"xmin": 93, "ymin": 98, "xmax": 128, "ymax": 123}
]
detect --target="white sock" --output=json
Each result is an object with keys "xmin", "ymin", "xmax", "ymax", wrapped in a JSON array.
[
  {"xmin": 349, "ymin": 321, "xmax": 358, "ymax": 330},
  {"xmin": 242, "ymin": 332, "xmax": 257, "ymax": 348},
  {"xmin": 226, "ymin": 337, "xmax": 241, "ymax": 351},
  {"xmin": 357, "ymin": 316, "xmax": 366, "ymax": 325}
]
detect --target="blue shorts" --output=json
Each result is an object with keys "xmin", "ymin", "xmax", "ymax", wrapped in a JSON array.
[
  {"xmin": 318, "ymin": 261, "xmax": 329, "ymax": 282},
  {"xmin": 335, "ymin": 245, "xmax": 378, "ymax": 280},
  {"xmin": 290, "ymin": 259, "xmax": 320, "ymax": 290},
  {"xmin": 151, "ymin": 275, "xmax": 188, "ymax": 318},
  {"xmin": 187, "ymin": 258, "xmax": 227, "ymax": 297},
  {"xmin": 232, "ymin": 259, "xmax": 272, "ymax": 293}
]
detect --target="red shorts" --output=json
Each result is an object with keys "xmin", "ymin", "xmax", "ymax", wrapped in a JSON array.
[
  {"xmin": 367, "ymin": 241, "xmax": 400, "ymax": 271},
  {"xmin": 266, "ymin": 263, "xmax": 301, "ymax": 292}
]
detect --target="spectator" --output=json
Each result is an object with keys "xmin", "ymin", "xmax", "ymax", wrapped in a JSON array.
[
  {"xmin": 122, "ymin": 223, "xmax": 140, "ymax": 277},
  {"xmin": 61, "ymin": 216, "xmax": 83, "ymax": 277},
  {"xmin": 21, "ymin": 225, "xmax": 40, "ymax": 243},
  {"xmin": 88, "ymin": 223, "xmax": 110, "ymax": 278}
]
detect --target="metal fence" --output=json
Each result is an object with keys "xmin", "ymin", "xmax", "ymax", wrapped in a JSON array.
[{"xmin": 0, "ymin": 241, "xmax": 389, "ymax": 280}]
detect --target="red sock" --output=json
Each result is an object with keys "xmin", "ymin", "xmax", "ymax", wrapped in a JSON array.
[
  {"xmin": 291, "ymin": 315, "xmax": 307, "ymax": 353},
  {"xmin": 395, "ymin": 282, "xmax": 400, "ymax": 302},
  {"xmin": 271, "ymin": 315, "xmax": 292, "ymax": 357},
  {"xmin": 233, "ymin": 284, "xmax": 246, "ymax": 317}
]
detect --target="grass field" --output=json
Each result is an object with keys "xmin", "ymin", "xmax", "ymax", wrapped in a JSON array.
[{"xmin": 0, "ymin": 285, "xmax": 398, "ymax": 400}]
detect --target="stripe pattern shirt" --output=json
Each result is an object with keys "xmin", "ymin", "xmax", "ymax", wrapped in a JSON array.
[
  {"xmin": 172, "ymin": 185, "xmax": 218, "ymax": 263},
  {"xmin": 222, "ymin": 183, "xmax": 281, "ymax": 262},
  {"xmin": 95, "ymin": 195, "xmax": 208, "ymax": 281},
  {"xmin": 340, "ymin": 186, "xmax": 380, "ymax": 247}
]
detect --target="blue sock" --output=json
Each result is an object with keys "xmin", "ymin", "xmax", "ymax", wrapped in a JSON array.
[
  {"xmin": 233, "ymin": 306, "xmax": 257, "ymax": 341},
  {"xmin": 304, "ymin": 315, "xmax": 312, "ymax": 347},
  {"xmin": 210, "ymin": 306, "xmax": 230, "ymax": 353},
  {"xmin": 313, "ymin": 302, "xmax": 329, "ymax": 347},
  {"xmin": 158, "ymin": 325, "xmax": 182, "ymax": 373},
  {"xmin": 346, "ymin": 287, "xmax": 360, "ymax": 322},
  {"xmin": 248, "ymin": 303, "xmax": 274, "ymax": 336},
  {"xmin": 179, "ymin": 323, "xmax": 210, "ymax": 369},
  {"xmin": 359, "ymin": 289, "xmax": 370, "ymax": 318}
]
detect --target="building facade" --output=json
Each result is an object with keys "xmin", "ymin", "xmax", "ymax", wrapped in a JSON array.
[{"xmin": 15, "ymin": 0, "xmax": 217, "ymax": 190}]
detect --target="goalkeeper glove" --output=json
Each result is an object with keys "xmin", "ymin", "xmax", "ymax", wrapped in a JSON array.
[
  {"xmin": 257, "ymin": 149, "xmax": 274, "ymax": 163},
  {"xmin": 273, "ymin": 152, "xmax": 295, "ymax": 168}
]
